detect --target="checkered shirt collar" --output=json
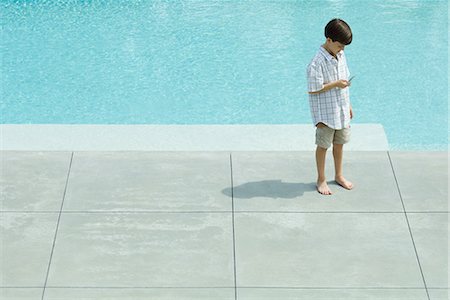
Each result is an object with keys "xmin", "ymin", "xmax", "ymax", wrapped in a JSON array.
[{"xmin": 319, "ymin": 46, "xmax": 343, "ymax": 62}]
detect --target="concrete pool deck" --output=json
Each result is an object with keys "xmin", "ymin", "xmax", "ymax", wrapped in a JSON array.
[
  {"xmin": 1, "ymin": 126, "xmax": 448, "ymax": 300},
  {"xmin": 0, "ymin": 124, "xmax": 388, "ymax": 151}
]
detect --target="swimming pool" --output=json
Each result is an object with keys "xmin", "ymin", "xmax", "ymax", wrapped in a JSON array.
[{"xmin": 1, "ymin": 0, "xmax": 448, "ymax": 150}]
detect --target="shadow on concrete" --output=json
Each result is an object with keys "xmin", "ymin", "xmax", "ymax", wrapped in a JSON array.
[{"xmin": 222, "ymin": 180, "xmax": 316, "ymax": 199}]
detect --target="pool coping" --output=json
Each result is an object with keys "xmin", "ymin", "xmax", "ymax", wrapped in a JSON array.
[{"xmin": 1, "ymin": 124, "xmax": 389, "ymax": 151}]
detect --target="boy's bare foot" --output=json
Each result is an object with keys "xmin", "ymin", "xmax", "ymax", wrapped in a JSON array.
[
  {"xmin": 317, "ymin": 180, "xmax": 332, "ymax": 195},
  {"xmin": 335, "ymin": 176, "xmax": 353, "ymax": 190}
]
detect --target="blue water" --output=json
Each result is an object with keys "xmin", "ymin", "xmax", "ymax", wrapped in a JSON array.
[{"xmin": 1, "ymin": 0, "xmax": 448, "ymax": 150}]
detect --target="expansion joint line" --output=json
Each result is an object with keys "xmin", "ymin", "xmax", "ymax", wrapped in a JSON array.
[
  {"xmin": 41, "ymin": 152, "xmax": 74, "ymax": 300},
  {"xmin": 230, "ymin": 153, "xmax": 238, "ymax": 300},
  {"xmin": 387, "ymin": 151, "xmax": 430, "ymax": 300}
]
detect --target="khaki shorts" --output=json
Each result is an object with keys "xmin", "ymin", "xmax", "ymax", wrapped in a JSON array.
[{"xmin": 315, "ymin": 125, "xmax": 351, "ymax": 149}]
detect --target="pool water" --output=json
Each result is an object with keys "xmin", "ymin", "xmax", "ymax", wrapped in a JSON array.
[{"xmin": 1, "ymin": 0, "xmax": 448, "ymax": 150}]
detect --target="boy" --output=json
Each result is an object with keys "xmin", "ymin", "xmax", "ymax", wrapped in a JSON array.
[{"xmin": 307, "ymin": 18, "xmax": 354, "ymax": 195}]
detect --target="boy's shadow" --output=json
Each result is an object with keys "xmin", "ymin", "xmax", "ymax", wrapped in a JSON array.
[{"xmin": 222, "ymin": 180, "xmax": 316, "ymax": 199}]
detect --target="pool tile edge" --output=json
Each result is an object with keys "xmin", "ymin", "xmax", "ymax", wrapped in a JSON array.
[{"xmin": 0, "ymin": 124, "xmax": 388, "ymax": 151}]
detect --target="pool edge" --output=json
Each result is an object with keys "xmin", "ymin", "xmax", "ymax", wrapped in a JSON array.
[{"xmin": 1, "ymin": 124, "xmax": 389, "ymax": 151}]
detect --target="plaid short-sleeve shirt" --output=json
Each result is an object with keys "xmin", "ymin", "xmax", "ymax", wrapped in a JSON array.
[{"xmin": 307, "ymin": 46, "xmax": 351, "ymax": 130}]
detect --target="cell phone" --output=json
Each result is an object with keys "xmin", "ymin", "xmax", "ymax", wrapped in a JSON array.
[{"xmin": 349, "ymin": 75, "xmax": 355, "ymax": 82}]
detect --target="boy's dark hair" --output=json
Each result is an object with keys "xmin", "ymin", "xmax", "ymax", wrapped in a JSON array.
[{"xmin": 325, "ymin": 19, "xmax": 352, "ymax": 45}]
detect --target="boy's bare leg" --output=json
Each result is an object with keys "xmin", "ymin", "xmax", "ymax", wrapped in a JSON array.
[
  {"xmin": 316, "ymin": 146, "xmax": 332, "ymax": 195},
  {"xmin": 333, "ymin": 143, "xmax": 353, "ymax": 190}
]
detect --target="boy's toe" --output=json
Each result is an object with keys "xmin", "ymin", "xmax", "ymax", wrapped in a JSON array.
[
  {"xmin": 317, "ymin": 181, "xmax": 333, "ymax": 195},
  {"xmin": 335, "ymin": 177, "xmax": 353, "ymax": 190}
]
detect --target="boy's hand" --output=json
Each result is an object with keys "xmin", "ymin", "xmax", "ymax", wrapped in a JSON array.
[
  {"xmin": 310, "ymin": 79, "xmax": 350, "ymax": 94},
  {"xmin": 350, "ymin": 105, "xmax": 354, "ymax": 119},
  {"xmin": 335, "ymin": 80, "xmax": 350, "ymax": 89}
]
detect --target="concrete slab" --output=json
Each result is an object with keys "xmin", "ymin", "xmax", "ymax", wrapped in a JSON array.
[
  {"xmin": 43, "ymin": 288, "xmax": 235, "ymax": 300},
  {"xmin": 230, "ymin": 152, "xmax": 404, "ymax": 212},
  {"xmin": 0, "ymin": 288, "xmax": 43, "ymax": 300},
  {"xmin": 1, "ymin": 152, "xmax": 71, "ymax": 211},
  {"xmin": 389, "ymin": 152, "xmax": 448, "ymax": 212},
  {"xmin": 0, "ymin": 213, "xmax": 59, "ymax": 286},
  {"xmin": 237, "ymin": 288, "xmax": 429, "ymax": 300},
  {"xmin": 0, "ymin": 150, "xmax": 447, "ymax": 299},
  {"xmin": 234, "ymin": 212, "xmax": 424, "ymax": 288},
  {"xmin": 428, "ymin": 289, "xmax": 449, "ymax": 300},
  {"xmin": 407, "ymin": 213, "xmax": 449, "ymax": 288},
  {"xmin": 0, "ymin": 124, "xmax": 389, "ymax": 151},
  {"xmin": 63, "ymin": 152, "xmax": 232, "ymax": 212},
  {"xmin": 47, "ymin": 213, "xmax": 234, "ymax": 288}
]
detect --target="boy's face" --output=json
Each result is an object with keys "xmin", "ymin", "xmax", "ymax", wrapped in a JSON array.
[{"xmin": 325, "ymin": 38, "xmax": 346, "ymax": 55}]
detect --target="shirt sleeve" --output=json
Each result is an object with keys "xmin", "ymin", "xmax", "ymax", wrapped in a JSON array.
[{"xmin": 307, "ymin": 62, "xmax": 324, "ymax": 93}]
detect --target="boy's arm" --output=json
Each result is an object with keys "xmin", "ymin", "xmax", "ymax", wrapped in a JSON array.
[
  {"xmin": 308, "ymin": 80, "xmax": 350, "ymax": 94},
  {"xmin": 307, "ymin": 62, "xmax": 350, "ymax": 94}
]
